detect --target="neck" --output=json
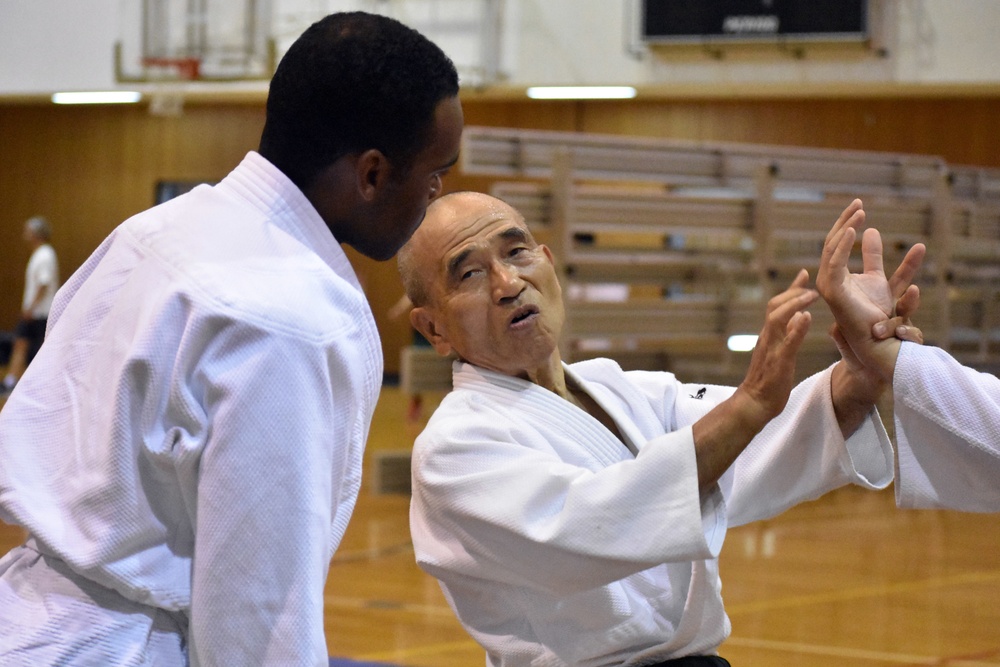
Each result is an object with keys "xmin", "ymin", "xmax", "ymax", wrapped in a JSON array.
[
  {"xmin": 301, "ymin": 158, "xmax": 356, "ymax": 239},
  {"xmin": 525, "ymin": 350, "xmax": 569, "ymax": 399}
]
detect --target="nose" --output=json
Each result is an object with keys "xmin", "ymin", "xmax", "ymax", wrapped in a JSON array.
[{"xmin": 491, "ymin": 262, "xmax": 525, "ymax": 304}]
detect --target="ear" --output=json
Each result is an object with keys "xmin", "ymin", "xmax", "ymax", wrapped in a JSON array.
[
  {"xmin": 355, "ymin": 149, "xmax": 391, "ymax": 202},
  {"xmin": 540, "ymin": 244, "xmax": 554, "ymax": 264},
  {"xmin": 410, "ymin": 306, "xmax": 454, "ymax": 357},
  {"xmin": 539, "ymin": 244, "xmax": 563, "ymax": 295}
]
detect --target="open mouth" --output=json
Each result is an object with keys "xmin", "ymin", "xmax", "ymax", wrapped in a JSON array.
[{"xmin": 509, "ymin": 305, "xmax": 539, "ymax": 326}]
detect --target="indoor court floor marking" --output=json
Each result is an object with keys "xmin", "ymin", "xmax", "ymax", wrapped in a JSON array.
[
  {"xmin": 325, "ymin": 594, "xmax": 458, "ymax": 618},
  {"xmin": 330, "ymin": 541, "xmax": 414, "ymax": 563},
  {"xmin": 724, "ymin": 568, "xmax": 1000, "ymax": 616},
  {"xmin": 723, "ymin": 636, "xmax": 1000, "ymax": 666}
]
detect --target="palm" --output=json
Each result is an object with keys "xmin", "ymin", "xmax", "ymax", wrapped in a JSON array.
[
  {"xmin": 838, "ymin": 267, "xmax": 893, "ymax": 322},
  {"xmin": 823, "ymin": 228, "xmax": 893, "ymax": 339}
]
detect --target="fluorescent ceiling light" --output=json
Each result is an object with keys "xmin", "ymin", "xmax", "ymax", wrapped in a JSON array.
[
  {"xmin": 526, "ymin": 86, "xmax": 637, "ymax": 100},
  {"xmin": 727, "ymin": 334, "xmax": 759, "ymax": 352},
  {"xmin": 52, "ymin": 91, "xmax": 142, "ymax": 105}
]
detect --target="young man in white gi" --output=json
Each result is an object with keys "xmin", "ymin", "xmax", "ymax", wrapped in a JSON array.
[
  {"xmin": 399, "ymin": 191, "xmax": 920, "ymax": 667},
  {"xmin": 0, "ymin": 12, "xmax": 462, "ymax": 666},
  {"xmin": 818, "ymin": 199, "xmax": 1000, "ymax": 513},
  {"xmin": 2, "ymin": 215, "xmax": 59, "ymax": 395}
]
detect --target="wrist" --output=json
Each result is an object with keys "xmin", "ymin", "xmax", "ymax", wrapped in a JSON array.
[
  {"xmin": 729, "ymin": 384, "xmax": 779, "ymax": 433},
  {"xmin": 878, "ymin": 338, "xmax": 901, "ymax": 384},
  {"xmin": 831, "ymin": 361, "xmax": 884, "ymax": 437},
  {"xmin": 836, "ymin": 358, "xmax": 887, "ymax": 401}
]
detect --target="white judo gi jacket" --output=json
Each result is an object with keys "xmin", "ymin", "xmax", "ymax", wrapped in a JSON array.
[
  {"xmin": 410, "ymin": 358, "xmax": 893, "ymax": 667},
  {"xmin": 0, "ymin": 152, "xmax": 382, "ymax": 666},
  {"xmin": 893, "ymin": 342, "xmax": 1000, "ymax": 512}
]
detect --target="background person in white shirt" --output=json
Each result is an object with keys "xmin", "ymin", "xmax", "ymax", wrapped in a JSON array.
[
  {"xmin": 0, "ymin": 12, "xmax": 462, "ymax": 666},
  {"xmin": 2, "ymin": 215, "xmax": 58, "ymax": 395}
]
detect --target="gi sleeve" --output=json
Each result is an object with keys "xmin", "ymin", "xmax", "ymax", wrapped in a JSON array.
[
  {"xmin": 188, "ymin": 323, "xmax": 356, "ymax": 667},
  {"xmin": 894, "ymin": 342, "xmax": 1000, "ymax": 512},
  {"xmin": 718, "ymin": 365, "xmax": 894, "ymax": 527}
]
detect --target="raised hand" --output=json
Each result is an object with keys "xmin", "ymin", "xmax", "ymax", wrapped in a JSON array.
[
  {"xmin": 816, "ymin": 199, "xmax": 926, "ymax": 381},
  {"xmin": 738, "ymin": 268, "xmax": 818, "ymax": 423},
  {"xmin": 692, "ymin": 268, "xmax": 818, "ymax": 490}
]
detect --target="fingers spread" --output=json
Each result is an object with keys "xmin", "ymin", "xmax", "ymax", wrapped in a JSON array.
[
  {"xmin": 825, "ymin": 199, "xmax": 865, "ymax": 245},
  {"xmin": 783, "ymin": 310, "xmax": 812, "ymax": 352},
  {"xmin": 819, "ymin": 224, "xmax": 857, "ymax": 285},
  {"xmin": 791, "ymin": 267, "xmax": 810, "ymax": 289},
  {"xmin": 888, "ymin": 243, "xmax": 927, "ymax": 300},
  {"xmin": 767, "ymin": 285, "xmax": 819, "ymax": 317},
  {"xmin": 861, "ymin": 227, "xmax": 886, "ymax": 276},
  {"xmin": 895, "ymin": 284, "xmax": 921, "ymax": 319}
]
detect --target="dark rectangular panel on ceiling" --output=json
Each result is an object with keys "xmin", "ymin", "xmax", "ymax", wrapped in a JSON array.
[{"xmin": 641, "ymin": 0, "xmax": 868, "ymax": 43}]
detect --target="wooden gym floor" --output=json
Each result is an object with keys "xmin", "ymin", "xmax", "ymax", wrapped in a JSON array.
[{"xmin": 2, "ymin": 386, "xmax": 999, "ymax": 666}]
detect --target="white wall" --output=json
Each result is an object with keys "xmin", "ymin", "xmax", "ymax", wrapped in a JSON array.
[
  {"xmin": 0, "ymin": 0, "xmax": 998, "ymax": 98},
  {"xmin": 0, "ymin": 0, "xmax": 121, "ymax": 94}
]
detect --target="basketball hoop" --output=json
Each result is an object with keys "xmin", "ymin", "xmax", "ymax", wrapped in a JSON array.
[
  {"xmin": 115, "ymin": 0, "xmax": 274, "ymax": 84},
  {"xmin": 140, "ymin": 56, "xmax": 202, "ymax": 81}
]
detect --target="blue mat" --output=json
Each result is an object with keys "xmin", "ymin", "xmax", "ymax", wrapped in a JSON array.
[{"xmin": 329, "ymin": 659, "xmax": 403, "ymax": 667}]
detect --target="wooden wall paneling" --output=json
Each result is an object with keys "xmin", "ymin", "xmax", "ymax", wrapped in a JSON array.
[
  {"xmin": 461, "ymin": 99, "xmax": 580, "ymax": 133},
  {"xmin": 4, "ymin": 95, "xmax": 1000, "ymax": 368},
  {"xmin": 0, "ymin": 104, "xmax": 265, "ymax": 331},
  {"xmin": 575, "ymin": 98, "xmax": 1000, "ymax": 168}
]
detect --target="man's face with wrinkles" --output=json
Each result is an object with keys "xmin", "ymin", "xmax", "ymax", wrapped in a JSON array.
[{"xmin": 407, "ymin": 192, "xmax": 565, "ymax": 379}]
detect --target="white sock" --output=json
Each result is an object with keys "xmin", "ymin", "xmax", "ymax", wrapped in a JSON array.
[{"xmin": 2, "ymin": 374, "xmax": 15, "ymax": 389}]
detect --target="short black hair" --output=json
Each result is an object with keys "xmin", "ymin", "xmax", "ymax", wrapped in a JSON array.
[{"xmin": 259, "ymin": 12, "xmax": 460, "ymax": 190}]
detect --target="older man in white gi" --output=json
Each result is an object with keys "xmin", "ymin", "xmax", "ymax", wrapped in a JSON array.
[
  {"xmin": 818, "ymin": 199, "xmax": 1000, "ymax": 513},
  {"xmin": 399, "ymin": 191, "xmax": 919, "ymax": 667}
]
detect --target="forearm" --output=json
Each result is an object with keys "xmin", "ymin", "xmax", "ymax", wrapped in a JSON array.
[{"xmin": 691, "ymin": 387, "xmax": 772, "ymax": 492}]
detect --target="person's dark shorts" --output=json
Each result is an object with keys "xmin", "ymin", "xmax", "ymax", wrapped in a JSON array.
[{"xmin": 14, "ymin": 317, "xmax": 47, "ymax": 363}]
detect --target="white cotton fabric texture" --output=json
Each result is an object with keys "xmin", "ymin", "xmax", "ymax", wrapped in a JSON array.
[
  {"xmin": 22, "ymin": 242, "xmax": 59, "ymax": 318},
  {"xmin": 0, "ymin": 152, "xmax": 382, "ymax": 666},
  {"xmin": 893, "ymin": 342, "xmax": 1000, "ymax": 512},
  {"xmin": 410, "ymin": 358, "xmax": 892, "ymax": 667}
]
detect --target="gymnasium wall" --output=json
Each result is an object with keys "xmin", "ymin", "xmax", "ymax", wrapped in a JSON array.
[{"xmin": 2, "ymin": 94, "xmax": 999, "ymax": 374}]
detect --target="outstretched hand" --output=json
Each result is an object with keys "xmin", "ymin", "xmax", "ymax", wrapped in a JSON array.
[{"xmin": 816, "ymin": 199, "xmax": 925, "ymax": 380}]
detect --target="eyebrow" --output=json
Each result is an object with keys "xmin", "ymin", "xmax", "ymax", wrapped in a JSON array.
[
  {"xmin": 446, "ymin": 248, "xmax": 473, "ymax": 279},
  {"xmin": 445, "ymin": 225, "xmax": 530, "ymax": 279},
  {"xmin": 498, "ymin": 226, "xmax": 529, "ymax": 243}
]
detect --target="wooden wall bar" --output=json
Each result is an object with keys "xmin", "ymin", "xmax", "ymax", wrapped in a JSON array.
[{"xmin": 3, "ymin": 95, "xmax": 1000, "ymax": 374}]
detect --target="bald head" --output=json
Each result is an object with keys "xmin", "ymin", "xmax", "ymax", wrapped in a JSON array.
[
  {"xmin": 398, "ymin": 190, "xmax": 564, "ymax": 378},
  {"xmin": 398, "ymin": 191, "xmax": 529, "ymax": 308}
]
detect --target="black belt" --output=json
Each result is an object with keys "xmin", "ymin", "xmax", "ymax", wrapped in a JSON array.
[{"xmin": 644, "ymin": 657, "xmax": 731, "ymax": 667}]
